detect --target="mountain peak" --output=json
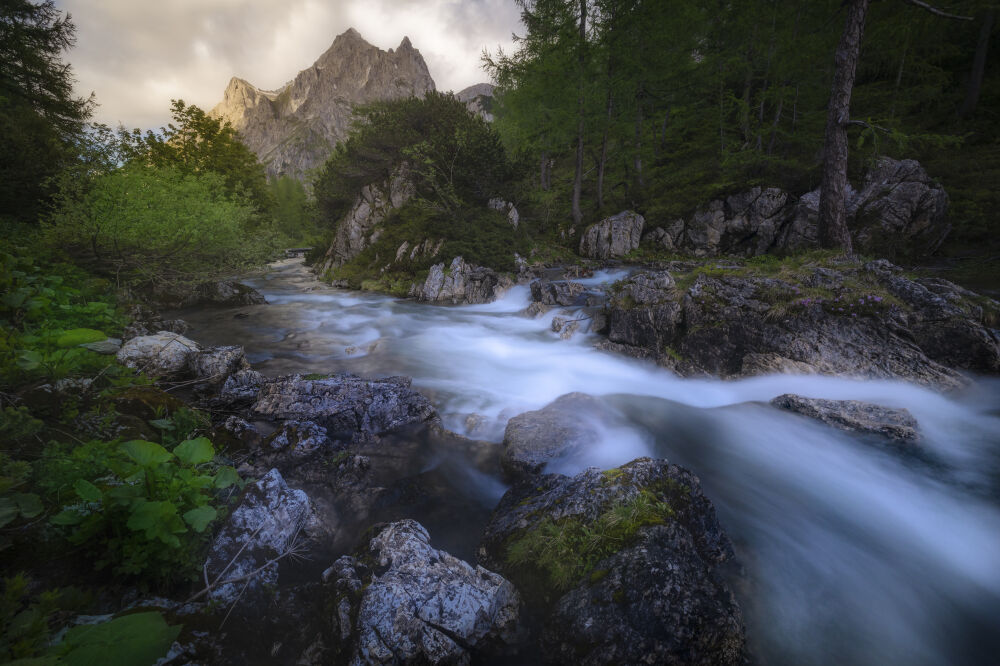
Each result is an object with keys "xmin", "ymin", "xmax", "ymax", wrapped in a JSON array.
[{"xmin": 399, "ymin": 36, "xmax": 413, "ymax": 49}]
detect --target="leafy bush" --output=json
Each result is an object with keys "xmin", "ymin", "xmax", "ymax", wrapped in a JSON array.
[
  {"xmin": 0, "ymin": 574, "xmax": 89, "ymax": 662},
  {"xmin": 48, "ymin": 436, "xmax": 242, "ymax": 582},
  {"xmin": 46, "ymin": 164, "xmax": 276, "ymax": 291}
]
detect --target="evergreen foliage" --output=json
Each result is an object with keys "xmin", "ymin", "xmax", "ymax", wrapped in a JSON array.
[
  {"xmin": 487, "ymin": 0, "xmax": 1000, "ymax": 256},
  {"xmin": 0, "ymin": 0, "xmax": 92, "ymax": 223}
]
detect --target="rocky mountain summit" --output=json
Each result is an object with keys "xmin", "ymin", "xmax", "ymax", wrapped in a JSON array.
[{"xmin": 210, "ymin": 28, "xmax": 435, "ymax": 179}]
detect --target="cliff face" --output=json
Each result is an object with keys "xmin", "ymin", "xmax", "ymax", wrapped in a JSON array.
[
  {"xmin": 455, "ymin": 83, "xmax": 494, "ymax": 121},
  {"xmin": 210, "ymin": 28, "xmax": 436, "ymax": 179}
]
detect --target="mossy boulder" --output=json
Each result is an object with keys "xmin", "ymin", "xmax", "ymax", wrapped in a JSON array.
[{"xmin": 478, "ymin": 457, "xmax": 747, "ymax": 665}]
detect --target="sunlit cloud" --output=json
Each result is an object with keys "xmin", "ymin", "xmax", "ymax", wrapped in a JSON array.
[{"xmin": 54, "ymin": 0, "xmax": 522, "ymax": 130}]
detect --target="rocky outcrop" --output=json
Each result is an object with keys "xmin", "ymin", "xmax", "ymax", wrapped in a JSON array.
[
  {"xmin": 211, "ymin": 29, "xmax": 435, "ymax": 179},
  {"xmin": 325, "ymin": 520, "xmax": 520, "ymax": 664},
  {"xmin": 479, "ymin": 458, "xmax": 747, "ymax": 665},
  {"xmin": 252, "ymin": 373, "xmax": 438, "ymax": 441},
  {"xmin": 771, "ymin": 394, "xmax": 920, "ymax": 443},
  {"xmin": 579, "ymin": 211, "xmax": 644, "ymax": 259},
  {"xmin": 320, "ymin": 165, "xmax": 416, "ymax": 270},
  {"xmin": 121, "ymin": 305, "xmax": 188, "ymax": 342},
  {"xmin": 644, "ymin": 158, "xmax": 951, "ymax": 260},
  {"xmin": 410, "ymin": 256, "xmax": 514, "ymax": 304},
  {"xmin": 117, "ymin": 331, "xmax": 200, "ymax": 376},
  {"xmin": 488, "ymin": 197, "xmax": 519, "ymax": 227},
  {"xmin": 146, "ymin": 280, "xmax": 266, "ymax": 309},
  {"xmin": 501, "ymin": 393, "xmax": 610, "ymax": 479},
  {"xmin": 456, "ymin": 83, "xmax": 495, "ymax": 122},
  {"xmin": 204, "ymin": 469, "xmax": 315, "ymax": 606},
  {"xmin": 600, "ymin": 260, "xmax": 1000, "ymax": 387}
]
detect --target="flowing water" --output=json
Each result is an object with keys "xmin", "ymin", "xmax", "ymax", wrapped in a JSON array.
[{"xmin": 177, "ymin": 259, "xmax": 1000, "ymax": 665}]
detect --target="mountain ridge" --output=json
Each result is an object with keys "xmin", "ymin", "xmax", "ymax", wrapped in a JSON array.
[{"xmin": 210, "ymin": 28, "xmax": 436, "ymax": 180}]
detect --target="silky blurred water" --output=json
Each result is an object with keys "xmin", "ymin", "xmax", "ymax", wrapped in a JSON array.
[{"xmin": 177, "ymin": 259, "xmax": 1000, "ymax": 665}]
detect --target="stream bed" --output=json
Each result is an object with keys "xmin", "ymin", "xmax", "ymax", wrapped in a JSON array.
[{"xmin": 175, "ymin": 259, "xmax": 1000, "ymax": 665}]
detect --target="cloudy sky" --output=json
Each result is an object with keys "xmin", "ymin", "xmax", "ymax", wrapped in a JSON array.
[{"xmin": 53, "ymin": 0, "xmax": 523, "ymax": 130}]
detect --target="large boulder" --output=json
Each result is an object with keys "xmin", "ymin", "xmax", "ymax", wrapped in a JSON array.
[
  {"xmin": 193, "ymin": 280, "xmax": 267, "ymax": 307},
  {"xmin": 410, "ymin": 256, "xmax": 514, "ymax": 304},
  {"xmin": 326, "ymin": 520, "xmax": 520, "ymax": 664},
  {"xmin": 252, "ymin": 373, "xmax": 438, "ymax": 442},
  {"xmin": 501, "ymin": 393, "xmax": 608, "ymax": 479},
  {"xmin": 771, "ymin": 393, "xmax": 920, "ymax": 443},
  {"xmin": 579, "ymin": 211, "xmax": 644, "ymax": 259},
  {"xmin": 479, "ymin": 458, "xmax": 747, "ymax": 665},
  {"xmin": 116, "ymin": 331, "xmax": 200, "ymax": 376},
  {"xmin": 204, "ymin": 469, "xmax": 315, "ymax": 606},
  {"xmin": 600, "ymin": 261, "xmax": 999, "ymax": 387}
]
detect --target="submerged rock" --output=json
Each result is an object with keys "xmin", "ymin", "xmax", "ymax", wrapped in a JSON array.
[
  {"xmin": 252, "ymin": 373, "xmax": 438, "ymax": 442},
  {"xmin": 116, "ymin": 331, "xmax": 200, "ymax": 376},
  {"xmin": 771, "ymin": 394, "xmax": 920, "ymax": 443},
  {"xmin": 327, "ymin": 519, "xmax": 520, "ymax": 664},
  {"xmin": 501, "ymin": 393, "xmax": 608, "ymax": 479},
  {"xmin": 204, "ymin": 469, "xmax": 315, "ymax": 606},
  {"xmin": 579, "ymin": 210, "xmax": 644, "ymax": 259},
  {"xmin": 479, "ymin": 458, "xmax": 747, "ymax": 665}
]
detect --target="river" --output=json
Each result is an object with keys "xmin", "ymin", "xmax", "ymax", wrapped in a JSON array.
[{"xmin": 176, "ymin": 258, "xmax": 1000, "ymax": 665}]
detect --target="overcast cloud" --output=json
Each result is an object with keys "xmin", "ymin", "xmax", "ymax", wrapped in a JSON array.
[{"xmin": 53, "ymin": 0, "xmax": 523, "ymax": 130}]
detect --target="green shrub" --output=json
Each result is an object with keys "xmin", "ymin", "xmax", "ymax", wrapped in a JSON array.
[{"xmin": 47, "ymin": 436, "xmax": 242, "ymax": 582}]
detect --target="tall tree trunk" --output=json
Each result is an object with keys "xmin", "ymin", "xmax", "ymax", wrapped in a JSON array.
[
  {"xmin": 818, "ymin": 0, "xmax": 869, "ymax": 254},
  {"xmin": 572, "ymin": 0, "xmax": 587, "ymax": 226},
  {"xmin": 767, "ymin": 93, "xmax": 784, "ymax": 156},
  {"xmin": 634, "ymin": 87, "xmax": 644, "ymax": 191},
  {"xmin": 540, "ymin": 150, "xmax": 549, "ymax": 191},
  {"xmin": 598, "ymin": 90, "xmax": 612, "ymax": 210},
  {"xmin": 958, "ymin": 10, "xmax": 995, "ymax": 119}
]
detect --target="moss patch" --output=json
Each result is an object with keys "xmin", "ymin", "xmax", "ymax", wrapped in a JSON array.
[{"xmin": 504, "ymin": 489, "xmax": 673, "ymax": 593}]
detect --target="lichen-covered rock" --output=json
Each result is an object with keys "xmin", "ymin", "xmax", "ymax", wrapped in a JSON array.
[
  {"xmin": 205, "ymin": 469, "xmax": 315, "ymax": 606},
  {"xmin": 116, "ymin": 331, "xmax": 200, "ymax": 376},
  {"xmin": 411, "ymin": 256, "xmax": 513, "ymax": 304},
  {"xmin": 501, "ymin": 393, "xmax": 607, "ymax": 479},
  {"xmin": 263, "ymin": 420, "xmax": 333, "ymax": 456},
  {"xmin": 252, "ymin": 373, "xmax": 438, "ymax": 441},
  {"xmin": 771, "ymin": 394, "xmax": 920, "ymax": 443},
  {"xmin": 479, "ymin": 458, "xmax": 747, "ymax": 665},
  {"xmin": 327, "ymin": 520, "xmax": 520, "ymax": 665},
  {"xmin": 579, "ymin": 211, "xmax": 644, "ymax": 259},
  {"xmin": 219, "ymin": 369, "xmax": 266, "ymax": 404},
  {"xmin": 187, "ymin": 345, "xmax": 249, "ymax": 385}
]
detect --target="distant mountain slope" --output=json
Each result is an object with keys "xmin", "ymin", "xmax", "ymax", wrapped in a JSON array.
[
  {"xmin": 210, "ymin": 28, "xmax": 435, "ymax": 180},
  {"xmin": 455, "ymin": 83, "xmax": 494, "ymax": 121}
]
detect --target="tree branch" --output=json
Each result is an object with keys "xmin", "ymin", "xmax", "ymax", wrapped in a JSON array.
[{"xmin": 900, "ymin": 0, "xmax": 973, "ymax": 21}]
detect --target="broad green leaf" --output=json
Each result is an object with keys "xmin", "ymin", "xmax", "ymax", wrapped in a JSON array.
[
  {"xmin": 213, "ymin": 466, "xmax": 240, "ymax": 489},
  {"xmin": 182, "ymin": 505, "xmax": 217, "ymax": 532},
  {"xmin": 73, "ymin": 479, "xmax": 102, "ymax": 503},
  {"xmin": 55, "ymin": 328, "xmax": 106, "ymax": 348},
  {"xmin": 173, "ymin": 437, "xmax": 214, "ymax": 465},
  {"xmin": 51, "ymin": 509, "xmax": 85, "ymax": 526},
  {"xmin": 0, "ymin": 497, "xmax": 18, "ymax": 527},
  {"xmin": 15, "ymin": 350, "xmax": 42, "ymax": 371},
  {"xmin": 53, "ymin": 611, "xmax": 181, "ymax": 666},
  {"xmin": 148, "ymin": 418, "xmax": 174, "ymax": 430},
  {"xmin": 14, "ymin": 493, "xmax": 44, "ymax": 518},
  {"xmin": 121, "ymin": 440, "xmax": 173, "ymax": 466},
  {"xmin": 127, "ymin": 500, "xmax": 186, "ymax": 545}
]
